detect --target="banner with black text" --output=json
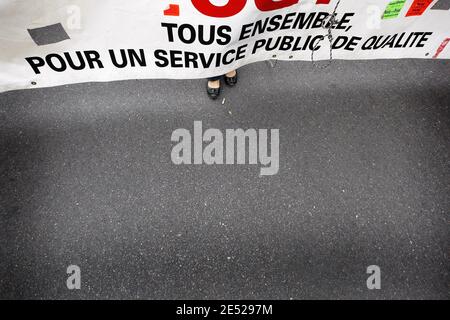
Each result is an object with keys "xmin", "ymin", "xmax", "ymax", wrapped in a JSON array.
[{"xmin": 0, "ymin": 0, "xmax": 449, "ymax": 92}]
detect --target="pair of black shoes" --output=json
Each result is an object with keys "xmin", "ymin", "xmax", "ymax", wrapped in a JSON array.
[{"xmin": 206, "ymin": 71, "xmax": 238, "ymax": 100}]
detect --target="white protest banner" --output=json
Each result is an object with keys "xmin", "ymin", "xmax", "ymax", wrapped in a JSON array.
[{"xmin": 0, "ymin": 0, "xmax": 449, "ymax": 92}]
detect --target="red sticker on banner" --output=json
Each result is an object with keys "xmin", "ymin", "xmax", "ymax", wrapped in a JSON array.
[
  {"xmin": 406, "ymin": 0, "xmax": 433, "ymax": 16},
  {"xmin": 433, "ymin": 38, "xmax": 450, "ymax": 58}
]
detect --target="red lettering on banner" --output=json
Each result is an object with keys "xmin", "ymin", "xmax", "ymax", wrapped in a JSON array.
[
  {"xmin": 191, "ymin": 0, "xmax": 303, "ymax": 17},
  {"xmin": 191, "ymin": 0, "xmax": 246, "ymax": 18},
  {"xmin": 164, "ymin": 4, "xmax": 180, "ymax": 16},
  {"xmin": 254, "ymin": 0, "xmax": 299, "ymax": 11},
  {"xmin": 316, "ymin": 0, "xmax": 331, "ymax": 4}
]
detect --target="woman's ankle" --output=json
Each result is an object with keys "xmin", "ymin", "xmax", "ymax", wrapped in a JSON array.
[
  {"xmin": 225, "ymin": 70, "xmax": 236, "ymax": 78},
  {"xmin": 207, "ymin": 79, "xmax": 220, "ymax": 89}
]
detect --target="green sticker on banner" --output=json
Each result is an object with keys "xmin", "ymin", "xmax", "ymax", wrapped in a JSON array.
[{"xmin": 383, "ymin": 0, "xmax": 407, "ymax": 19}]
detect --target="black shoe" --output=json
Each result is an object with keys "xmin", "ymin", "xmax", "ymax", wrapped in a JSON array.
[
  {"xmin": 224, "ymin": 71, "xmax": 238, "ymax": 87},
  {"xmin": 207, "ymin": 82, "xmax": 221, "ymax": 99}
]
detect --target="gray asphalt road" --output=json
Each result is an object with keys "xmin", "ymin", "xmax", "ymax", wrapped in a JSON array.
[{"xmin": 0, "ymin": 59, "xmax": 449, "ymax": 299}]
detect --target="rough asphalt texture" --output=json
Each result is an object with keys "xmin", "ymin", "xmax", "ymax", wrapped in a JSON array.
[{"xmin": 0, "ymin": 59, "xmax": 449, "ymax": 299}]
